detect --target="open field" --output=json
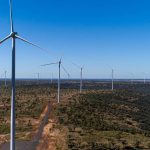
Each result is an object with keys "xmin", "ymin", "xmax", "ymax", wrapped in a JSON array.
[{"xmin": 1, "ymin": 79, "xmax": 150, "ymax": 149}]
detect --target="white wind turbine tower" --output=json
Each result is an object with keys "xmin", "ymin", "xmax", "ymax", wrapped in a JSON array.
[
  {"xmin": 130, "ymin": 73, "xmax": 134, "ymax": 84},
  {"xmin": 5, "ymin": 71, "xmax": 7, "ymax": 87},
  {"xmin": 41, "ymin": 58, "xmax": 70, "ymax": 103},
  {"xmin": 107, "ymin": 65, "xmax": 114, "ymax": 91},
  {"xmin": 80, "ymin": 67, "xmax": 83, "ymax": 93},
  {"xmin": 144, "ymin": 76, "xmax": 146, "ymax": 84},
  {"xmin": 36, "ymin": 73, "xmax": 40, "ymax": 85},
  {"xmin": 51, "ymin": 73, "xmax": 53, "ymax": 84},
  {"xmin": 0, "ymin": 0, "xmax": 48, "ymax": 149},
  {"xmin": 73, "ymin": 63, "xmax": 84, "ymax": 93},
  {"xmin": 112, "ymin": 69, "xmax": 114, "ymax": 91},
  {"xmin": 143, "ymin": 72, "xmax": 147, "ymax": 84}
]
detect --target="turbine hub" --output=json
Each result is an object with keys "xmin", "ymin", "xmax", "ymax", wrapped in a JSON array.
[{"xmin": 10, "ymin": 32, "xmax": 17, "ymax": 37}]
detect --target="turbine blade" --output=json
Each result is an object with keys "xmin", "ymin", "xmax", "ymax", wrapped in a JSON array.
[
  {"xmin": 9, "ymin": 0, "xmax": 14, "ymax": 32},
  {"xmin": 60, "ymin": 56, "xmax": 63, "ymax": 61},
  {"xmin": 41, "ymin": 62, "xmax": 58, "ymax": 66},
  {"xmin": 81, "ymin": 65, "xmax": 84, "ymax": 69},
  {"xmin": 61, "ymin": 64, "xmax": 70, "ymax": 77},
  {"xmin": 16, "ymin": 35, "xmax": 50, "ymax": 54},
  {"xmin": 0, "ymin": 35, "xmax": 11, "ymax": 44},
  {"xmin": 72, "ymin": 62, "xmax": 81, "ymax": 69}
]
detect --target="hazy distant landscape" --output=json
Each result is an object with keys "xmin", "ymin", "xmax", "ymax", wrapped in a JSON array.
[{"xmin": 1, "ymin": 80, "xmax": 150, "ymax": 149}]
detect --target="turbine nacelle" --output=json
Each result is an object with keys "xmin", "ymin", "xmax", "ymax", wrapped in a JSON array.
[
  {"xmin": 10, "ymin": 32, "xmax": 17, "ymax": 37},
  {"xmin": 59, "ymin": 58, "xmax": 62, "ymax": 64}
]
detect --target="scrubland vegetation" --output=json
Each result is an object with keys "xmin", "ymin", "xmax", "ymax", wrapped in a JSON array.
[
  {"xmin": 56, "ymin": 88, "xmax": 150, "ymax": 149},
  {"xmin": 0, "ymin": 81, "xmax": 77, "ymax": 146},
  {"xmin": 0, "ymin": 84, "xmax": 53, "ymax": 143},
  {"xmin": 1, "ymin": 80, "xmax": 150, "ymax": 150}
]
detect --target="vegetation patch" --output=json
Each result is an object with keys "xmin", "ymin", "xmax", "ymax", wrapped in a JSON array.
[{"xmin": 57, "ymin": 90, "xmax": 150, "ymax": 149}]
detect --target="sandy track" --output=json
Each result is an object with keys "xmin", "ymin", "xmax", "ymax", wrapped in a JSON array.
[{"xmin": 36, "ymin": 99, "xmax": 69, "ymax": 150}]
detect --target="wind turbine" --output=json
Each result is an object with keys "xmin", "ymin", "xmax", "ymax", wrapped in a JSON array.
[
  {"xmin": 80, "ymin": 67, "xmax": 83, "ymax": 93},
  {"xmin": 130, "ymin": 73, "xmax": 134, "ymax": 85},
  {"xmin": 143, "ymin": 72, "xmax": 147, "ymax": 84},
  {"xmin": 0, "ymin": 1, "xmax": 48, "ymax": 149},
  {"xmin": 144, "ymin": 75, "xmax": 146, "ymax": 84},
  {"xmin": 107, "ymin": 65, "xmax": 114, "ymax": 91},
  {"xmin": 41, "ymin": 59, "xmax": 70, "ymax": 103},
  {"xmin": 36, "ymin": 73, "xmax": 40, "ymax": 85},
  {"xmin": 112, "ymin": 69, "xmax": 114, "ymax": 91},
  {"xmin": 72, "ymin": 63, "xmax": 83, "ymax": 93},
  {"xmin": 5, "ymin": 71, "xmax": 7, "ymax": 87},
  {"xmin": 51, "ymin": 73, "xmax": 53, "ymax": 84}
]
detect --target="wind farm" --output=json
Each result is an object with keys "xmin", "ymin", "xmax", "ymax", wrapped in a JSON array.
[{"xmin": 1, "ymin": 0, "xmax": 150, "ymax": 150}]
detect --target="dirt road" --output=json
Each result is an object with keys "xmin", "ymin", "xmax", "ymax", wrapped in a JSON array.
[{"xmin": 0, "ymin": 141, "xmax": 38, "ymax": 150}]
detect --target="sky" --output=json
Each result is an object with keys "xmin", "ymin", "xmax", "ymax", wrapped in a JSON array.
[{"xmin": 0, "ymin": 0, "xmax": 150, "ymax": 79}]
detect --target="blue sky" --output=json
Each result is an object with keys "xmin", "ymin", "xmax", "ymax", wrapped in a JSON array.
[{"xmin": 0, "ymin": 0, "xmax": 150, "ymax": 79}]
